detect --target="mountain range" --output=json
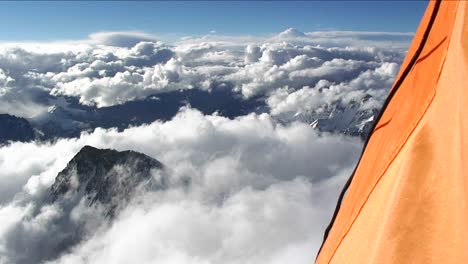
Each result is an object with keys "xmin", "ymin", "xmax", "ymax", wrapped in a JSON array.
[{"xmin": 0, "ymin": 88, "xmax": 379, "ymax": 144}]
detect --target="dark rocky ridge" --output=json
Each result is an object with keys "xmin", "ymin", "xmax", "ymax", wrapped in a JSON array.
[
  {"xmin": 31, "ymin": 87, "xmax": 266, "ymax": 140},
  {"xmin": 50, "ymin": 145, "xmax": 165, "ymax": 216},
  {"xmin": 0, "ymin": 114, "xmax": 35, "ymax": 144},
  {"xmin": 5, "ymin": 146, "xmax": 166, "ymax": 264}
]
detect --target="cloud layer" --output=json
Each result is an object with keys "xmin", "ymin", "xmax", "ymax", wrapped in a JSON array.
[
  {"xmin": 0, "ymin": 108, "xmax": 362, "ymax": 264},
  {"xmin": 0, "ymin": 29, "xmax": 404, "ymax": 117},
  {"xmin": 0, "ymin": 28, "xmax": 407, "ymax": 263}
]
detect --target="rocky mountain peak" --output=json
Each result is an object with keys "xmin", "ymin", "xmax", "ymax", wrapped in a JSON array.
[
  {"xmin": 0, "ymin": 114, "xmax": 35, "ymax": 144},
  {"xmin": 50, "ymin": 145, "xmax": 165, "ymax": 216}
]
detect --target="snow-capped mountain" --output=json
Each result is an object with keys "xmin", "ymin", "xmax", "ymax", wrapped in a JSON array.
[
  {"xmin": 277, "ymin": 27, "xmax": 307, "ymax": 38},
  {"xmin": 273, "ymin": 98, "xmax": 379, "ymax": 138}
]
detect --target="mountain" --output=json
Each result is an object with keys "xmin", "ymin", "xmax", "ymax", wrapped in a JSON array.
[
  {"xmin": 2, "ymin": 87, "xmax": 378, "ymax": 143},
  {"xmin": 273, "ymin": 99, "xmax": 379, "ymax": 138},
  {"xmin": 29, "ymin": 88, "xmax": 265, "ymax": 140},
  {"xmin": 50, "ymin": 145, "xmax": 165, "ymax": 216},
  {"xmin": 277, "ymin": 28, "xmax": 307, "ymax": 38},
  {"xmin": 6, "ymin": 146, "xmax": 166, "ymax": 264},
  {"xmin": 309, "ymin": 104, "xmax": 376, "ymax": 138},
  {"xmin": 32, "ymin": 105, "xmax": 89, "ymax": 139},
  {"xmin": 0, "ymin": 114, "xmax": 35, "ymax": 144}
]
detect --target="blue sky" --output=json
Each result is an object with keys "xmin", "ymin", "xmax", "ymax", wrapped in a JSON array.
[{"xmin": 0, "ymin": 1, "xmax": 427, "ymax": 41}]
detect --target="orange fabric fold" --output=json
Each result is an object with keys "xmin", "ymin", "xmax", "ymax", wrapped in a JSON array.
[{"xmin": 316, "ymin": 1, "xmax": 468, "ymax": 263}]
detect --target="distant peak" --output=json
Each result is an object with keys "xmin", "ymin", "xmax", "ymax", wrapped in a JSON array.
[{"xmin": 278, "ymin": 28, "xmax": 306, "ymax": 38}]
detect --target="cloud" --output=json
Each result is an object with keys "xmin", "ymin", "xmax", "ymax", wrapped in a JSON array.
[
  {"xmin": 267, "ymin": 62, "xmax": 399, "ymax": 116},
  {"xmin": 271, "ymin": 28, "xmax": 413, "ymax": 50},
  {"xmin": 0, "ymin": 108, "xmax": 362, "ymax": 264},
  {"xmin": 244, "ymin": 44, "xmax": 262, "ymax": 64},
  {"xmin": 305, "ymin": 30, "xmax": 414, "ymax": 43},
  {"xmin": 177, "ymin": 28, "xmax": 413, "ymax": 50},
  {"xmin": 0, "ymin": 29, "xmax": 406, "ymax": 112},
  {"xmin": 51, "ymin": 174, "xmax": 351, "ymax": 264},
  {"xmin": 0, "ymin": 28, "xmax": 410, "ymax": 263},
  {"xmin": 0, "ymin": 68, "xmax": 49, "ymax": 117},
  {"xmin": 224, "ymin": 44, "xmax": 393, "ymax": 98},
  {"xmin": 0, "ymin": 68, "xmax": 15, "ymax": 88},
  {"xmin": 89, "ymin": 31, "xmax": 160, "ymax": 48}
]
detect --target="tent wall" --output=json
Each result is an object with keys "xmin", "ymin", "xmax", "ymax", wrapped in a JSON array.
[{"xmin": 316, "ymin": 1, "xmax": 468, "ymax": 263}]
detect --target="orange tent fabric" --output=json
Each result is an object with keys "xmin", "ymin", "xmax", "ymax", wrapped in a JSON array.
[{"xmin": 316, "ymin": 1, "xmax": 468, "ymax": 263}]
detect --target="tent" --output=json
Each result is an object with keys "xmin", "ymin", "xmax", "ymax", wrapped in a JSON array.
[{"xmin": 316, "ymin": 0, "xmax": 468, "ymax": 263}]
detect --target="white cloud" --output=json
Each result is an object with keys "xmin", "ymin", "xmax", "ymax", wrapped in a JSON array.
[
  {"xmin": 244, "ymin": 44, "xmax": 262, "ymax": 64},
  {"xmin": 0, "ymin": 108, "xmax": 362, "ymax": 264},
  {"xmin": 272, "ymin": 28, "xmax": 413, "ymax": 50},
  {"xmin": 52, "ymin": 175, "xmax": 350, "ymax": 264},
  {"xmin": 0, "ymin": 29, "xmax": 406, "ymax": 112},
  {"xmin": 89, "ymin": 31, "xmax": 160, "ymax": 48},
  {"xmin": 0, "ymin": 28, "xmax": 409, "ymax": 263},
  {"xmin": 267, "ymin": 62, "xmax": 399, "ymax": 116},
  {"xmin": 0, "ymin": 68, "xmax": 15, "ymax": 90}
]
